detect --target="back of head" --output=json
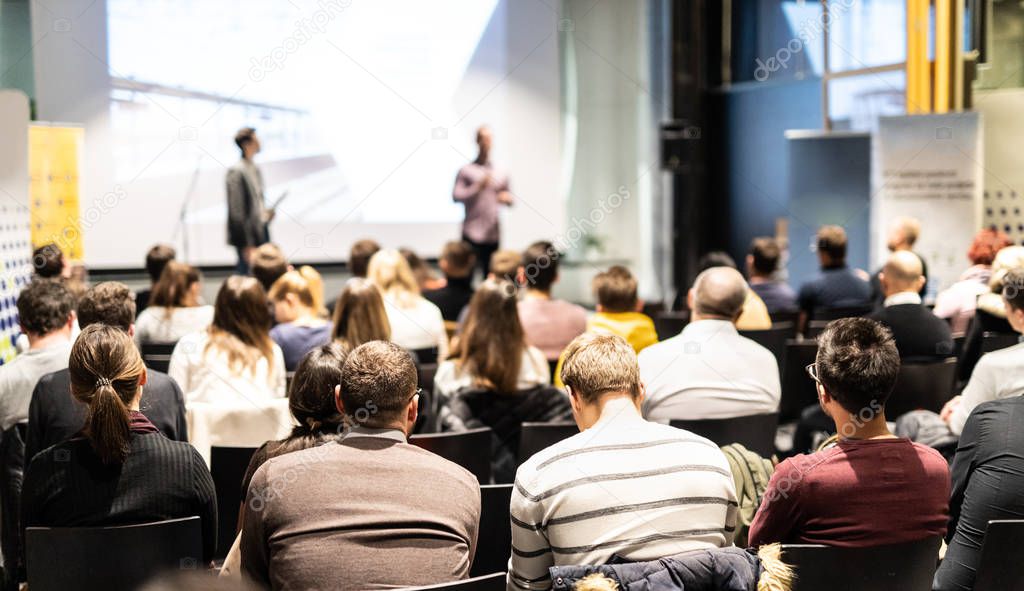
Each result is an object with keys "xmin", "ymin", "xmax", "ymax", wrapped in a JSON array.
[
  {"xmin": 32, "ymin": 243, "xmax": 65, "ymax": 278},
  {"xmin": 1002, "ymin": 268, "xmax": 1024, "ymax": 313},
  {"xmin": 17, "ymin": 278, "xmax": 74, "ymax": 336},
  {"xmin": 458, "ymin": 279, "xmax": 524, "ymax": 392},
  {"xmin": 349, "ymin": 239, "xmax": 381, "ymax": 278},
  {"xmin": 209, "ymin": 276, "xmax": 274, "ymax": 370},
  {"xmin": 251, "ymin": 243, "xmax": 289, "ymax": 292},
  {"xmin": 890, "ymin": 216, "xmax": 921, "ymax": 248},
  {"xmin": 490, "ymin": 249, "xmax": 522, "ymax": 281},
  {"xmin": 692, "ymin": 266, "xmax": 748, "ymax": 320},
  {"xmin": 340, "ymin": 341, "xmax": 417, "ymax": 428},
  {"xmin": 78, "ymin": 282, "xmax": 135, "ymax": 331},
  {"xmin": 68, "ymin": 324, "xmax": 146, "ymax": 464},
  {"xmin": 441, "ymin": 241, "xmax": 476, "ymax": 279},
  {"xmin": 151, "ymin": 260, "xmax": 200, "ymax": 308},
  {"xmin": 989, "ymin": 245, "xmax": 1024, "ymax": 292},
  {"xmin": 816, "ymin": 317, "xmax": 899, "ymax": 415},
  {"xmin": 817, "ymin": 225, "xmax": 848, "ymax": 263},
  {"xmin": 560, "ymin": 332, "xmax": 640, "ymax": 404},
  {"xmin": 234, "ymin": 127, "xmax": 256, "ymax": 155},
  {"xmin": 268, "ymin": 270, "xmax": 315, "ymax": 309},
  {"xmin": 968, "ymin": 228, "xmax": 1013, "ymax": 266},
  {"xmin": 367, "ymin": 248, "xmax": 420, "ymax": 306},
  {"xmin": 521, "ymin": 241, "xmax": 559, "ymax": 292},
  {"xmin": 145, "ymin": 244, "xmax": 176, "ymax": 283},
  {"xmin": 749, "ymin": 237, "xmax": 781, "ymax": 277},
  {"xmin": 592, "ymin": 266, "xmax": 638, "ymax": 313},
  {"xmin": 297, "ymin": 266, "xmax": 326, "ymax": 315},
  {"xmin": 881, "ymin": 250, "xmax": 923, "ymax": 292},
  {"xmin": 332, "ymin": 278, "xmax": 391, "ymax": 347},
  {"xmin": 697, "ymin": 251, "xmax": 737, "ymax": 274},
  {"xmin": 289, "ymin": 343, "xmax": 348, "ymax": 436}
]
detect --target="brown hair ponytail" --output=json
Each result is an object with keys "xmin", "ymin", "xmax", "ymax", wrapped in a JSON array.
[{"xmin": 68, "ymin": 324, "xmax": 146, "ymax": 464}]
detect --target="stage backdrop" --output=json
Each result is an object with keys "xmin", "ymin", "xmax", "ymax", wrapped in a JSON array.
[{"xmin": 871, "ymin": 113, "xmax": 984, "ymax": 294}]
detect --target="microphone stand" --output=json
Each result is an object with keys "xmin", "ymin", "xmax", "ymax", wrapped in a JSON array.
[{"xmin": 172, "ymin": 156, "xmax": 203, "ymax": 263}]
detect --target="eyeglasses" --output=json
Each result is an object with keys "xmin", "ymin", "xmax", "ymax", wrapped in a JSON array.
[{"xmin": 805, "ymin": 363, "xmax": 821, "ymax": 384}]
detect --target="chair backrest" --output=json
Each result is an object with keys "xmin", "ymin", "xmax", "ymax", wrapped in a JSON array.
[
  {"xmin": 780, "ymin": 340, "xmax": 819, "ymax": 422},
  {"xmin": 739, "ymin": 322, "xmax": 794, "ymax": 374},
  {"xmin": 0, "ymin": 423, "xmax": 26, "ymax": 587},
  {"xmin": 471, "ymin": 484, "xmax": 514, "ymax": 577},
  {"xmin": 410, "ymin": 347, "xmax": 439, "ymax": 365},
  {"xmin": 981, "ymin": 331, "xmax": 1019, "ymax": 354},
  {"xmin": 140, "ymin": 341, "xmax": 177, "ymax": 374},
  {"xmin": 25, "ymin": 516, "xmax": 203, "ymax": 591},
  {"xmin": 653, "ymin": 310, "xmax": 690, "ymax": 341},
  {"xmin": 781, "ymin": 536, "xmax": 941, "ymax": 591},
  {"xmin": 210, "ymin": 446, "xmax": 257, "ymax": 558},
  {"xmin": 401, "ymin": 572, "xmax": 506, "ymax": 591},
  {"xmin": 806, "ymin": 306, "xmax": 873, "ymax": 339},
  {"xmin": 670, "ymin": 413, "xmax": 778, "ymax": 457},
  {"xmin": 641, "ymin": 300, "xmax": 666, "ymax": 317},
  {"xmin": 517, "ymin": 421, "xmax": 578, "ymax": 466},
  {"xmin": 769, "ymin": 309, "xmax": 800, "ymax": 326},
  {"xmin": 973, "ymin": 520, "xmax": 1024, "ymax": 591},
  {"xmin": 416, "ymin": 363, "xmax": 439, "ymax": 434},
  {"xmin": 885, "ymin": 358, "xmax": 957, "ymax": 419},
  {"xmin": 410, "ymin": 428, "xmax": 492, "ymax": 484}
]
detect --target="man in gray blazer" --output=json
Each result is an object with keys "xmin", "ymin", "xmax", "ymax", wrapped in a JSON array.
[{"xmin": 226, "ymin": 127, "xmax": 273, "ymax": 274}]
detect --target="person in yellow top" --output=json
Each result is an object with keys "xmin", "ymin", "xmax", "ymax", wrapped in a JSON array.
[{"xmin": 553, "ymin": 266, "xmax": 658, "ymax": 387}]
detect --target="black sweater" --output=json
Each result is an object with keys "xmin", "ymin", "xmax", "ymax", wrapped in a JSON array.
[
  {"xmin": 867, "ymin": 303, "xmax": 954, "ymax": 361},
  {"xmin": 22, "ymin": 420, "xmax": 217, "ymax": 561}
]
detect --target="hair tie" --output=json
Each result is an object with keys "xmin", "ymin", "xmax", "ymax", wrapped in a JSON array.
[
  {"xmin": 305, "ymin": 417, "xmax": 322, "ymax": 431},
  {"xmin": 95, "ymin": 377, "xmax": 113, "ymax": 389}
]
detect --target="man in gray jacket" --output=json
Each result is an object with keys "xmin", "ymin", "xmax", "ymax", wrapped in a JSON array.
[{"xmin": 226, "ymin": 127, "xmax": 273, "ymax": 274}]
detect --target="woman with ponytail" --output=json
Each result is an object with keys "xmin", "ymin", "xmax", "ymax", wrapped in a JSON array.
[{"xmin": 22, "ymin": 324, "xmax": 217, "ymax": 562}]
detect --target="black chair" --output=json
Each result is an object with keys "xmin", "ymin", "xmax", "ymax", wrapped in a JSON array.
[
  {"xmin": 769, "ymin": 309, "xmax": 800, "ymax": 327},
  {"xmin": 416, "ymin": 363, "xmax": 439, "ymax": 434},
  {"xmin": 981, "ymin": 331, "xmax": 1019, "ymax": 354},
  {"xmin": 974, "ymin": 520, "xmax": 1024, "ymax": 591},
  {"xmin": 781, "ymin": 536, "xmax": 941, "ymax": 591},
  {"xmin": 670, "ymin": 413, "xmax": 778, "ymax": 457},
  {"xmin": 653, "ymin": 310, "xmax": 690, "ymax": 341},
  {"xmin": 517, "ymin": 421, "xmax": 578, "ymax": 465},
  {"xmin": 780, "ymin": 340, "xmax": 819, "ymax": 423},
  {"xmin": 25, "ymin": 516, "xmax": 203, "ymax": 591},
  {"xmin": 402, "ymin": 572, "xmax": 506, "ymax": 591},
  {"xmin": 471, "ymin": 485, "xmax": 513, "ymax": 577},
  {"xmin": 641, "ymin": 300, "xmax": 666, "ymax": 317},
  {"xmin": 806, "ymin": 306, "xmax": 874, "ymax": 338},
  {"xmin": 140, "ymin": 342, "xmax": 177, "ymax": 374},
  {"xmin": 885, "ymin": 358, "xmax": 957, "ymax": 419},
  {"xmin": 739, "ymin": 322, "xmax": 794, "ymax": 374},
  {"xmin": 410, "ymin": 428, "xmax": 492, "ymax": 484},
  {"xmin": 210, "ymin": 446, "xmax": 257, "ymax": 558},
  {"xmin": 410, "ymin": 347, "xmax": 439, "ymax": 365},
  {"xmin": 0, "ymin": 424, "xmax": 26, "ymax": 591}
]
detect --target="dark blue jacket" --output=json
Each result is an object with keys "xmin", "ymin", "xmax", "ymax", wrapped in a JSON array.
[{"xmin": 550, "ymin": 547, "xmax": 763, "ymax": 591}]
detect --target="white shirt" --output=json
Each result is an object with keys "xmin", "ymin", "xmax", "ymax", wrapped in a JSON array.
[
  {"xmin": 883, "ymin": 291, "xmax": 922, "ymax": 307},
  {"xmin": 134, "ymin": 305, "xmax": 215, "ymax": 346},
  {"xmin": 638, "ymin": 319, "xmax": 781, "ymax": 422},
  {"xmin": 950, "ymin": 340, "xmax": 1024, "ymax": 435},
  {"xmin": 382, "ymin": 294, "xmax": 449, "ymax": 359},
  {"xmin": 168, "ymin": 330, "xmax": 286, "ymax": 405},
  {"xmin": 434, "ymin": 346, "xmax": 549, "ymax": 399}
]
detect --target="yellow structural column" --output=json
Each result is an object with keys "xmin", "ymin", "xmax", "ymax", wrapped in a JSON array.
[{"xmin": 906, "ymin": 0, "xmax": 931, "ymax": 114}]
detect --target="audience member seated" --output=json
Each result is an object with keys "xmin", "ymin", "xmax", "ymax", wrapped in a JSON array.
[
  {"xmin": 424, "ymin": 240, "xmax": 476, "ymax": 321},
  {"xmin": 135, "ymin": 243, "xmax": 175, "ymax": 315},
  {"xmin": 330, "ymin": 278, "xmax": 391, "ymax": 349},
  {"xmin": 867, "ymin": 251, "xmax": 953, "ymax": 360},
  {"xmin": 0, "ymin": 279, "xmax": 74, "ymax": 433},
  {"xmin": 169, "ymin": 276, "xmax": 286, "ymax": 404},
  {"xmin": 367, "ymin": 249, "xmax": 449, "ymax": 359},
  {"xmin": 933, "ymin": 397, "xmax": 1024, "ymax": 591},
  {"xmin": 941, "ymin": 267, "xmax": 1024, "ymax": 437},
  {"xmin": 401, "ymin": 247, "xmax": 446, "ymax": 292},
  {"xmin": 267, "ymin": 269, "xmax": 331, "ymax": 371},
  {"xmin": 870, "ymin": 217, "xmax": 929, "ymax": 303},
  {"xmin": 933, "ymin": 228, "xmax": 1012, "ymax": 333},
  {"xmin": 453, "ymin": 248, "xmax": 523, "ymax": 330},
  {"xmin": 133, "ymin": 261, "xmax": 214, "ymax": 346},
  {"xmin": 435, "ymin": 279, "xmax": 549, "ymax": 400},
  {"xmin": 748, "ymin": 318, "xmax": 950, "ymax": 547},
  {"xmin": 639, "ymin": 267, "xmax": 780, "ymax": 422},
  {"xmin": 348, "ymin": 238, "xmax": 380, "ymax": 279},
  {"xmin": 688, "ymin": 251, "xmax": 772, "ymax": 330},
  {"xmin": 516, "ymin": 241, "xmax": 587, "ymax": 361},
  {"xmin": 241, "ymin": 341, "xmax": 480, "ymax": 590},
  {"xmin": 746, "ymin": 237, "xmax": 797, "ymax": 314},
  {"xmin": 956, "ymin": 245, "xmax": 1024, "ymax": 383},
  {"xmin": 509, "ymin": 333, "xmax": 737, "ymax": 590},
  {"xmin": 30, "ymin": 243, "xmax": 69, "ymax": 279},
  {"xmin": 798, "ymin": 225, "xmax": 872, "ymax": 323},
  {"xmin": 250, "ymin": 243, "xmax": 290, "ymax": 293},
  {"xmin": 26, "ymin": 282, "xmax": 188, "ymax": 463},
  {"xmin": 21, "ymin": 324, "xmax": 217, "ymax": 562}
]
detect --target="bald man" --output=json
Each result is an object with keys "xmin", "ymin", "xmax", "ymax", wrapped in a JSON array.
[
  {"xmin": 867, "ymin": 250, "xmax": 952, "ymax": 360},
  {"xmin": 452, "ymin": 126, "xmax": 513, "ymax": 278},
  {"xmin": 638, "ymin": 267, "xmax": 780, "ymax": 422}
]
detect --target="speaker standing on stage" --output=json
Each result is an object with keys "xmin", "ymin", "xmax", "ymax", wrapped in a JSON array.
[
  {"xmin": 453, "ymin": 126, "xmax": 513, "ymax": 278},
  {"xmin": 227, "ymin": 127, "xmax": 274, "ymax": 274}
]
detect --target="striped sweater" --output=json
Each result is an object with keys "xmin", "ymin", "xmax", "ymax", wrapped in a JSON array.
[{"xmin": 508, "ymin": 406, "xmax": 738, "ymax": 590}]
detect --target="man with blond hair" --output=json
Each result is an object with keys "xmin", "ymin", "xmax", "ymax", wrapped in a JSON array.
[
  {"xmin": 871, "ymin": 216, "xmax": 929, "ymax": 301},
  {"xmin": 508, "ymin": 333, "xmax": 737, "ymax": 591}
]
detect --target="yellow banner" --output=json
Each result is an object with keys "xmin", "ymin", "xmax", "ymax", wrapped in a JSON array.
[{"xmin": 29, "ymin": 125, "xmax": 84, "ymax": 261}]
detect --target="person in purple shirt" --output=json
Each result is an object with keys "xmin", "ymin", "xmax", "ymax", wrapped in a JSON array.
[
  {"xmin": 453, "ymin": 125, "xmax": 513, "ymax": 278},
  {"xmin": 746, "ymin": 237, "xmax": 797, "ymax": 315}
]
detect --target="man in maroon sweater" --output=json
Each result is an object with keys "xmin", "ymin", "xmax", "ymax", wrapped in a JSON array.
[{"xmin": 749, "ymin": 317, "xmax": 950, "ymax": 547}]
